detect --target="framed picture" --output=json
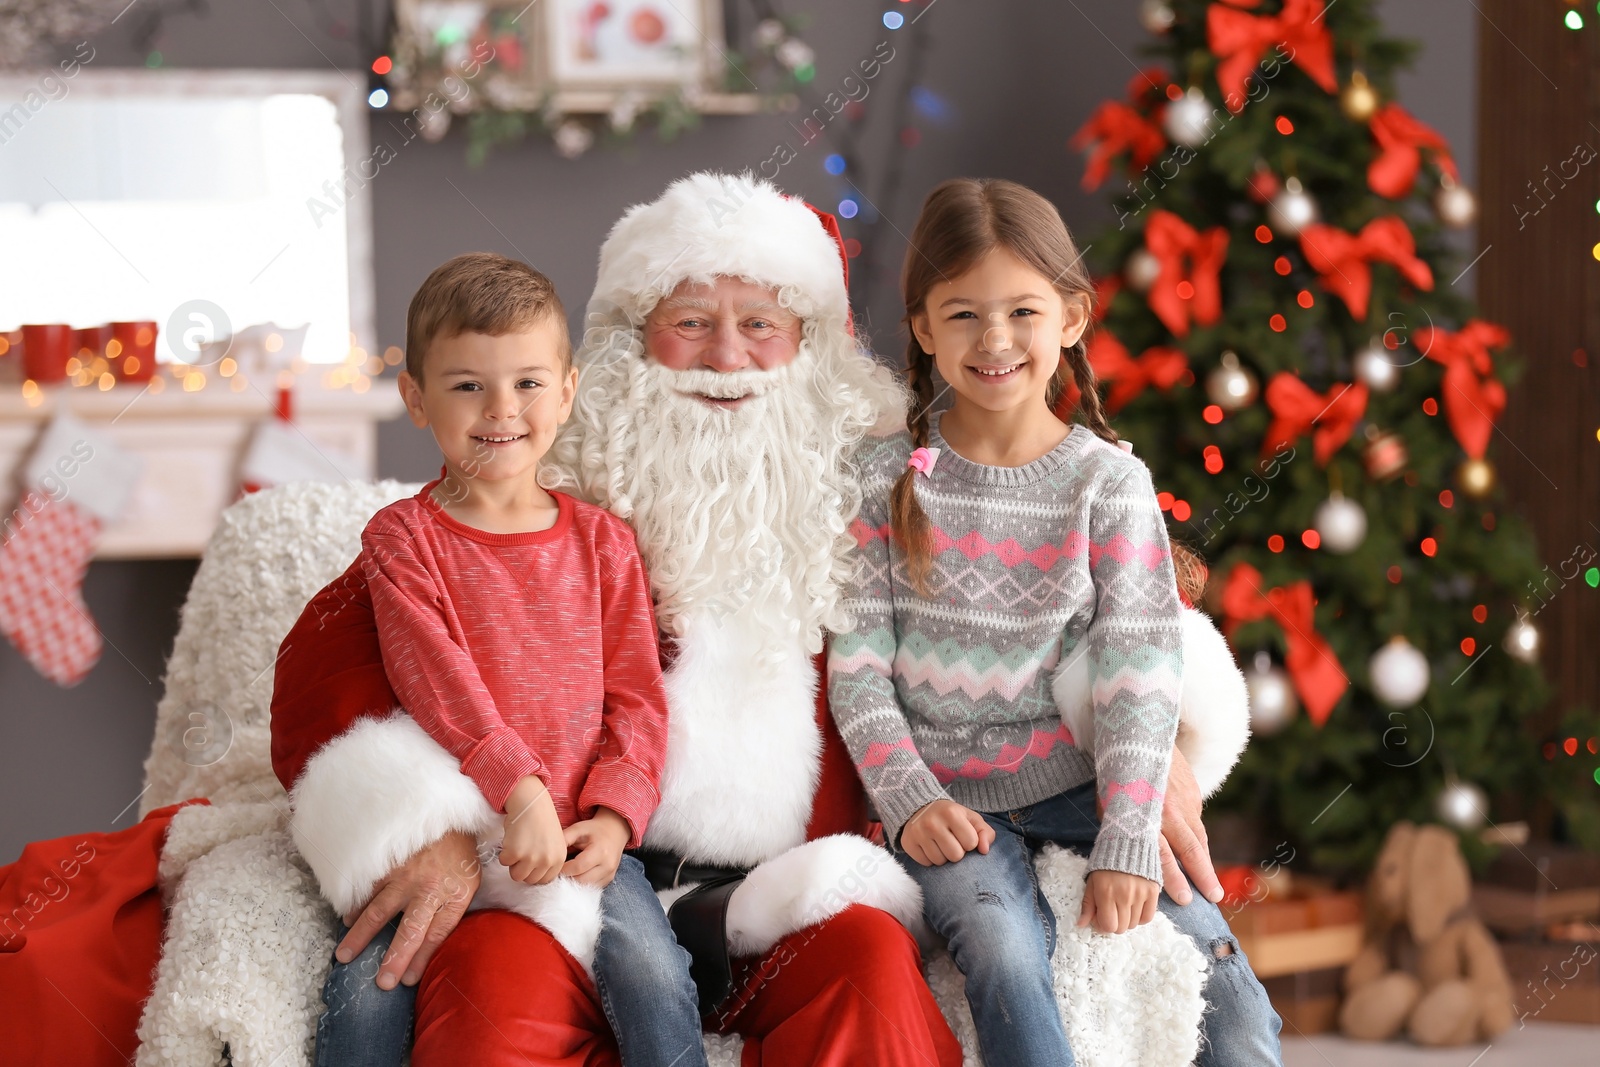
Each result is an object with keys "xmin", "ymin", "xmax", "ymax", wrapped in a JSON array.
[
  {"xmin": 390, "ymin": 1, "xmax": 544, "ymax": 112},
  {"xmin": 544, "ymin": 0, "xmax": 721, "ymax": 91}
]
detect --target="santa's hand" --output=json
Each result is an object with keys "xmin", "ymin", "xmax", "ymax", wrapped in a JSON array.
[
  {"xmin": 1158, "ymin": 746, "xmax": 1223, "ymax": 906},
  {"xmin": 336, "ymin": 829, "xmax": 480, "ymax": 990},
  {"xmin": 560, "ymin": 807, "xmax": 630, "ymax": 887},
  {"xmin": 901, "ymin": 798, "xmax": 996, "ymax": 866}
]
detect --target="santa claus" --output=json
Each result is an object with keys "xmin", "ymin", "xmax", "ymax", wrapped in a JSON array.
[{"xmin": 270, "ymin": 172, "xmax": 1269, "ymax": 1066}]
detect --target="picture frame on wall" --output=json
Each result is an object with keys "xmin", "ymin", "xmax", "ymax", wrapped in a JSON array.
[
  {"xmin": 543, "ymin": 0, "xmax": 722, "ymax": 93},
  {"xmin": 389, "ymin": 0, "xmax": 545, "ymax": 112}
]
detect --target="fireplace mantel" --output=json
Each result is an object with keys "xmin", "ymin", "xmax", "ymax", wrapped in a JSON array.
[{"xmin": 0, "ymin": 382, "xmax": 405, "ymax": 559}]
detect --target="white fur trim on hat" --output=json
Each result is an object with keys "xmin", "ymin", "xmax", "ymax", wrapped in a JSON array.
[{"xmin": 588, "ymin": 172, "xmax": 848, "ymax": 327}]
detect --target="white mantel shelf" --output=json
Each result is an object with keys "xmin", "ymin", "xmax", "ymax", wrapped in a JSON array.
[{"xmin": 0, "ymin": 381, "xmax": 405, "ymax": 559}]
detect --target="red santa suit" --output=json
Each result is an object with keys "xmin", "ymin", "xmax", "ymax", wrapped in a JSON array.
[{"xmin": 272, "ymin": 175, "xmax": 963, "ymax": 1067}]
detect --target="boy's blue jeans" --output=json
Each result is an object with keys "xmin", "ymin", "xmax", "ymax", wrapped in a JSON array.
[
  {"xmin": 899, "ymin": 780, "xmax": 1283, "ymax": 1067},
  {"xmin": 314, "ymin": 853, "xmax": 706, "ymax": 1067}
]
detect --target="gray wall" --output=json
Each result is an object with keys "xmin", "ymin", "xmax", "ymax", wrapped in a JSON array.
[{"xmin": 0, "ymin": 0, "xmax": 1475, "ymax": 862}]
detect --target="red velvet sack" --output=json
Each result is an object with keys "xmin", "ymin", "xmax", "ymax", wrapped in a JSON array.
[{"xmin": 0, "ymin": 800, "xmax": 205, "ymax": 1065}]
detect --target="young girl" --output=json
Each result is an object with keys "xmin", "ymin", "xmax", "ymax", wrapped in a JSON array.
[{"xmin": 828, "ymin": 178, "xmax": 1185, "ymax": 1065}]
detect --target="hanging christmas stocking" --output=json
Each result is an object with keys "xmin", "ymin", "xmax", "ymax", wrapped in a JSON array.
[{"xmin": 0, "ymin": 413, "xmax": 141, "ymax": 686}]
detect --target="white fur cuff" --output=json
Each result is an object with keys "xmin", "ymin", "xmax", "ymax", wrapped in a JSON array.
[
  {"xmin": 725, "ymin": 834, "xmax": 926, "ymax": 956},
  {"xmin": 289, "ymin": 713, "xmax": 499, "ymax": 916}
]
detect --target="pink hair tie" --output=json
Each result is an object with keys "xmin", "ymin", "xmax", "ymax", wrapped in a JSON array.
[{"xmin": 907, "ymin": 447, "xmax": 941, "ymax": 477}]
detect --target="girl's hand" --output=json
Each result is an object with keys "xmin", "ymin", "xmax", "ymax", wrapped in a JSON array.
[
  {"xmin": 1077, "ymin": 869, "xmax": 1160, "ymax": 934},
  {"xmin": 901, "ymin": 799, "xmax": 997, "ymax": 866},
  {"xmin": 501, "ymin": 775, "xmax": 566, "ymax": 885},
  {"xmin": 560, "ymin": 807, "xmax": 631, "ymax": 887}
]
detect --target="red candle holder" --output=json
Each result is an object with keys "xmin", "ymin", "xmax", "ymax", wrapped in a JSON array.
[
  {"xmin": 111, "ymin": 320, "xmax": 159, "ymax": 382},
  {"xmin": 22, "ymin": 324, "xmax": 74, "ymax": 383}
]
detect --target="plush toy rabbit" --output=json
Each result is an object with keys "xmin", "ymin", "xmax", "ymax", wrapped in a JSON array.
[{"xmin": 1339, "ymin": 821, "xmax": 1515, "ymax": 1045}]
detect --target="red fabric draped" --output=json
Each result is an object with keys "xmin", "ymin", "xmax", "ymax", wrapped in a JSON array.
[{"xmin": 0, "ymin": 800, "xmax": 206, "ymax": 1066}]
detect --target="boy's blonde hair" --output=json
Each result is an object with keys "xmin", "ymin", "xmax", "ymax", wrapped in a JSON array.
[{"xmin": 405, "ymin": 253, "xmax": 568, "ymax": 380}]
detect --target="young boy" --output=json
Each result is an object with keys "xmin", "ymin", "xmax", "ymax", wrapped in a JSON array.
[{"xmin": 315, "ymin": 253, "xmax": 706, "ymax": 1067}]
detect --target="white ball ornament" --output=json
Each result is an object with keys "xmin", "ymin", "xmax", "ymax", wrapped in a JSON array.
[
  {"xmin": 1435, "ymin": 778, "xmax": 1489, "ymax": 831},
  {"xmin": 1163, "ymin": 87, "xmax": 1215, "ymax": 148},
  {"xmin": 1205, "ymin": 350, "xmax": 1259, "ymax": 411},
  {"xmin": 553, "ymin": 120, "xmax": 594, "ymax": 159},
  {"xmin": 1125, "ymin": 248, "xmax": 1163, "ymax": 293},
  {"xmin": 1245, "ymin": 651, "xmax": 1297, "ymax": 736},
  {"xmin": 1353, "ymin": 338, "xmax": 1402, "ymax": 392},
  {"xmin": 1504, "ymin": 616, "xmax": 1540, "ymax": 664},
  {"xmin": 1370, "ymin": 636, "xmax": 1431, "ymax": 707},
  {"xmin": 1267, "ymin": 177, "xmax": 1320, "ymax": 236},
  {"xmin": 1434, "ymin": 175, "xmax": 1478, "ymax": 229},
  {"xmin": 1314, "ymin": 493, "xmax": 1368, "ymax": 554},
  {"xmin": 1139, "ymin": 0, "xmax": 1177, "ymax": 34}
]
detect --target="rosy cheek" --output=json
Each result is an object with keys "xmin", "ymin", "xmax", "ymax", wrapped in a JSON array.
[{"xmin": 645, "ymin": 329, "xmax": 703, "ymax": 370}]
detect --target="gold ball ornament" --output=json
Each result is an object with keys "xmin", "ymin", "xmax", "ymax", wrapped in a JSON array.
[
  {"xmin": 1434, "ymin": 175, "xmax": 1478, "ymax": 229},
  {"xmin": 1457, "ymin": 458, "xmax": 1495, "ymax": 498},
  {"xmin": 1205, "ymin": 350, "xmax": 1259, "ymax": 411},
  {"xmin": 1340, "ymin": 71, "xmax": 1379, "ymax": 122}
]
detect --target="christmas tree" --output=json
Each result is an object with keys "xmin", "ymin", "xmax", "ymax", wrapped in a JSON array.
[{"xmin": 1070, "ymin": 0, "xmax": 1579, "ymax": 874}]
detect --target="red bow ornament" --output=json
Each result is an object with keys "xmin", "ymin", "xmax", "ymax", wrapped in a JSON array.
[
  {"xmin": 1367, "ymin": 103, "xmax": 1458, "ymax": 199},
  {"xmin": 1089, "ymin": 332, "xmax": 1189, "ymax": 413},
  {"xmin": 1071, "ymin": 102, "xmax": 1168, "ymax": 192},
  {"xmin": 1262, "ymin": 373, "xmax": 1368, "ymax": 465},
  {"xmin": 1299, "ymin": 216, "xmax": 1435, "ymax": 321},
  {"xmin": 1221, "ymin": 563, "xmax": 1348, "ymax": 727},
  {"xmin": 1207, "ymin": 0, "xmax": 1337, "ymax": 112},
  {"xmin": 1144, "ymin": 210, "xmax": 1229, "ymax": 337},
  {"xmin": 1414, "ymin": 320, "xmax": 1510, "ymax": 460}
]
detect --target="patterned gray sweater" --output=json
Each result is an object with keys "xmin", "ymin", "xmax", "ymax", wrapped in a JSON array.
[{"xmin": 827, "ymin": 416, "xmax": 1183, "ymax": 883}]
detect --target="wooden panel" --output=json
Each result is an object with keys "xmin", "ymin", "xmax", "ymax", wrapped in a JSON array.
[{"xmin": 1477, "ymin": 4, "xmax": 1600, "ymax": 721}]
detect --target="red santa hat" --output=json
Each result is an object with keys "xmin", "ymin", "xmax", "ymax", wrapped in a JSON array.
[{"xmin": 587, "ymin": 172, "xmax": 851, "ymax": 329}]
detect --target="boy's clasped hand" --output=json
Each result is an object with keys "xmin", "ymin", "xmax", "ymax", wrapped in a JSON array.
[{"xmin": 501, "ymin": 775, "xmax": 629, "ymax": 888}]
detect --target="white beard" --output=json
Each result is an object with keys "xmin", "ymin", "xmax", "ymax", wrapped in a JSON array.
[{"xmin": 541, "ymin": 320, "xmax": 903, "ymax": 660}]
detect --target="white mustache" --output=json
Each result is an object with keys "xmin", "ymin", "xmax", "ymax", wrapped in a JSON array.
[{"xmin": 662, "ymin": 365, "xmax": 782, "ymax": 399}]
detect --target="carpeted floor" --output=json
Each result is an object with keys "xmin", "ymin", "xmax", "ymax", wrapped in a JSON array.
[{"xmin": 1281, "ymin": 1021, "xmax": 1597, "ymax": 1066}]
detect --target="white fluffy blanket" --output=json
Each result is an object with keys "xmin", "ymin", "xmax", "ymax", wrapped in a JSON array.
[{"xmin": 134, "ymin": 482, "xmax": 1206, "ymax": 1066}]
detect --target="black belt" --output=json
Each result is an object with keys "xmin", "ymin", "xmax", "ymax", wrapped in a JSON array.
[
  {"xmin": 627, "ymin": 847, "xmax": 750, "ymax": 1014},
  {"xmin": 629, "ymin": 847, "xmax": 750, "ymax": 890}
]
